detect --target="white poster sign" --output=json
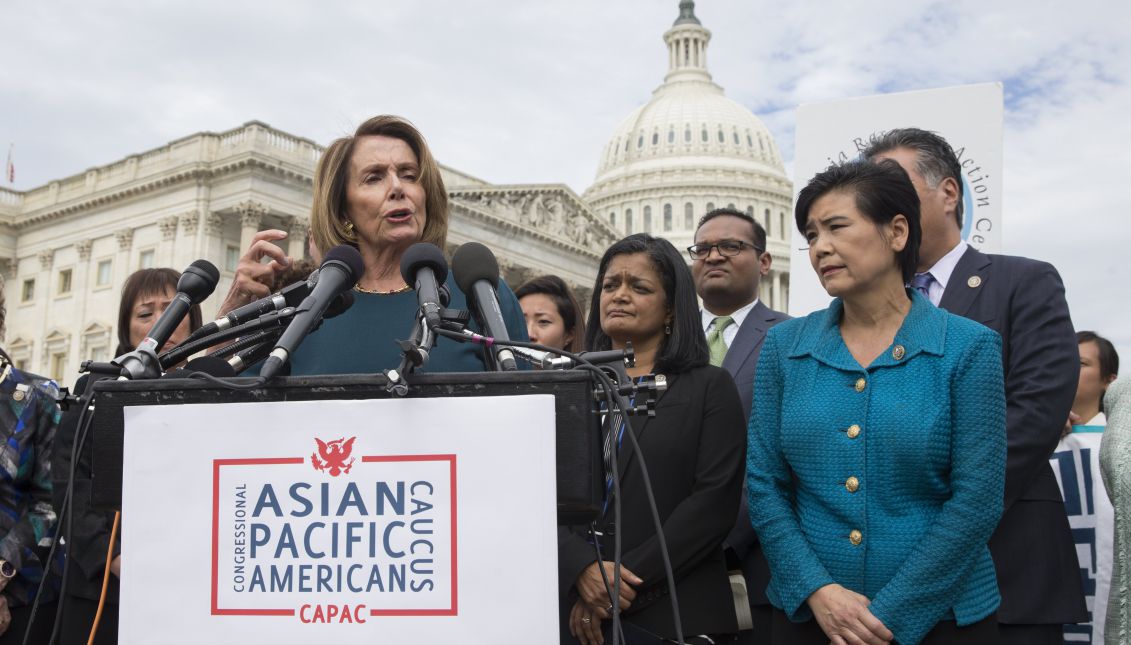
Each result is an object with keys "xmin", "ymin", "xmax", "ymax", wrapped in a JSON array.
[
  {"xmin": 119, "ymin": 395, "xmax": 559, "ymax": 645},
  {"xmin": 790, "ymin": 82, "xmax": 1004, "ymax": 316}
]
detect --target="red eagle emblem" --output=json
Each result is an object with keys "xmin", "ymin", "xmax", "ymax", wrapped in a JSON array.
[{"xmin": 311, "ymin": 437, "xmax": 356, "ymax": 477}]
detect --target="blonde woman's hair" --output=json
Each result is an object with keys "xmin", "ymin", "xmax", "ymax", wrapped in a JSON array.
[{"xmin": 310, "ymin": 115, "xmax": 448, "ymax": 255}]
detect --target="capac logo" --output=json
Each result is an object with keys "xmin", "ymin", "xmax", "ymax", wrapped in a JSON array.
[{"xmin": 310, "ymin": 437, "xmax": 356, "ymax": 477}]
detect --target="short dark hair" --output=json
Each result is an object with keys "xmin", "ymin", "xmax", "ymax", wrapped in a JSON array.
[
  {"xmin": 795, "ymin": 159, "xmax": 922, "ymax": 285},
  {"xmin": 1078, "ymin": 331, "xmax": 1119, "ymax": 381},
  {"xmin": 862, "ymin": 128, "xmax": 964, "ymax": 229},
  {"xmin": 584, "ymin": 234, "xmax": 708, "ymax": 373},
  {"xmin": 515, "ymin": 275, "xmax": 586, "ymax": 354},
  {"xmin": 695, "ymin": 207, "xmax": 767, "ymax": 251},
  {"xmin": 115, "ymin": 268, "xmax": 204, "ymax": 357}
]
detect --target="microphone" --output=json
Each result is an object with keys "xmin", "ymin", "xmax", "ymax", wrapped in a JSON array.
[
  {"xmin": 188, "ymin": 271, "xmax": 316, "ymax": 343},
  {"xmin": 399, "ymin": 243, "xmax": 449, "ymax": 330},
  {"xmin": 451, "ymin": 242, "xmax": 517, "ymax": 371},
  {"xmin": 259, "ymin": 245, "xmax": 364, "ymax": 380},
  {"xmin": 115, "ymin": 260, "xmax": 220, "ymax": 380}
]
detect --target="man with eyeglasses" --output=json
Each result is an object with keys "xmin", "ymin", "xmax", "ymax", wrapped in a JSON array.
[{"xmin": 689, "ymin": 207, "xmax": 788, "ymax": 643}]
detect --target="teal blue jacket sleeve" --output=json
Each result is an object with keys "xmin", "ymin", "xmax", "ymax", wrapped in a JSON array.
[
  {"xmin": 867, "ymin": 330, "xmax": 1006, "ymax": 644},
  {"xmin": 746, "ymin": 329, "xmax": 834, "ymax": 619}
]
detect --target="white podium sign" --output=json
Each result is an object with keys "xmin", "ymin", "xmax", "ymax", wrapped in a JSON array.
[
  {"xmin": 790, "ymin": 82, "xmax": 1004, "ymax": 316},
  {"xmin": 119, "ymin": 395, "xmax": 559, "ymax": 644}
]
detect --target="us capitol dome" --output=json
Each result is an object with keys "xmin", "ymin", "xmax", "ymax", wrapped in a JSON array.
[{"xmin": 583, "ymin": 0, "xmax": 793, "ymax": 310}]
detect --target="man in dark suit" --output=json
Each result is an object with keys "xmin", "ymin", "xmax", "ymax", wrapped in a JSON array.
[
  {"xmin": 866, "ymin": 128, "xmax": 1086, "ymax": 644},
  {"xmin": 690, "ymin": 208, "xmax": 789, "ymax": 643}
]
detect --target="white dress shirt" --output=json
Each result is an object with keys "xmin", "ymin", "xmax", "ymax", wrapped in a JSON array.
[
  {"xmin": 919, "ymin": 240, "xmax": 969, "ymax": 306},
  {"xmin": 701, "ymin": 299, "xmax": 758, "ymax": 350}
]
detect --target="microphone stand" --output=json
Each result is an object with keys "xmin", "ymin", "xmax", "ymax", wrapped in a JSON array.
[{"xmin": 385, "ymin": 307, "xmax": 471, "ymax": 397}]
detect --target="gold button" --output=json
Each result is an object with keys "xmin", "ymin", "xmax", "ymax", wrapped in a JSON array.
[
  {"xmin": 847, "ymin": 424, "xmax": 861, "ymax": 439},
  {"xmin": 11, "ymin": 390, "xmax": 24, "ymax": 402},
  {"xmin": 968, "ymin": 276, "xmax": 982, "ymax": 288},
  {"xmin": 854, "ymin": 378, "xmax": 866, "ymax": 392},
  {"xmin": 892, "ymin": 344, "xmax": 905, "ymax": 360},
  {"xmin": 845, "ymin": 476, "xmax": 860, "ymax": 493},
  {"xmin": 849, "ymin": 529, "xmax": 863, "ymax": 545}
]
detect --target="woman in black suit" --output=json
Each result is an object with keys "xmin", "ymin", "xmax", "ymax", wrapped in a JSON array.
[
  {"xmin": 53, "ymin": 268, "xmax": 202, "ymax": 645},
  {"xmin": 559, "ymin": 234, "xmax": 747, "ymax": 644}
]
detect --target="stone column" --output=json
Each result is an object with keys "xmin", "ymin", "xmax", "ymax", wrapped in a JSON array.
[
  {"xmin": 179, "ymin": 209, "xmax": 201, "ymax": 270},
  {"xmin": 287, "ymin": 216, "xmax": 310, "ymax": 260},
  {"xmin": 115, "ymin": 227, "xmax": 134, "ymax": 283},
  {"xmin": 69, "ymin": 240, "xmax": 93, "ymax": 374},
  {"xmin": 158, "ymin": 215, "xmax": 180, "ymax": 268},
  {"xmin": 236, "ymin": 200, "xmax": 267, "ymax": 253},
  {"xmin": 36, "ymin": 249, "xmax": 55, "ymax": 374}
]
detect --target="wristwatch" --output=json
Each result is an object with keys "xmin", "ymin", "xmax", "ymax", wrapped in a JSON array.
[{"xmin": 0, "ymin": 560, "xmax": 14, "ymax": 579}]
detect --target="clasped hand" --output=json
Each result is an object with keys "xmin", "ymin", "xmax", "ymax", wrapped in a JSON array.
[
  {"xmin": 807, "ymin": 583, "xmax": 893, "ymax": 645},
  {"xmin": 569, "ymin": 561, "xmax": 642, "ymax": 645}
]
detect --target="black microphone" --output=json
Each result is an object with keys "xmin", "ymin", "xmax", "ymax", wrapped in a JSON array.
[
  {"xmin": 400, "ymin": 243, "xmax": 449, "ymax": 330},
  {"xmin": 260, "ymin": 246, "xmax": 364, "ymax": 380},
  {"xmin": 115, "ymin": 260, "xmax": 220, "ymax": 380},
  {"xmin": 451, "ymin": 243, "xmax": 517, "ymax": 371},
  {"xmin": 188, "ymin": 271, "xmax": 316, "ymax": 343}
]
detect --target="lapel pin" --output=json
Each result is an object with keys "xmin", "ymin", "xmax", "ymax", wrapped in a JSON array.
[{"xmin": 967, "ymin": 276, "xmax": 982, "ymax": 288}]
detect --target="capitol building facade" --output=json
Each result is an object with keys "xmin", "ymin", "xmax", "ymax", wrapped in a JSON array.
[{"xmin": 0, "ymin": 1, "xmax": 791, "ymax": 381}]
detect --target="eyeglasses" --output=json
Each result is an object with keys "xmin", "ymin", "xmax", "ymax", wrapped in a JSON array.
[{"xmin": 687, "ymin": 240, "xmax": 763, "ymax": 260}]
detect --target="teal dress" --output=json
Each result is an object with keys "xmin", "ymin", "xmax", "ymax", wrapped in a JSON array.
[
  {"xmin": 286, "ymin": 273, "xmax": 528, "ymax": 376},
  {"xmin": 747, "ymin": 291, "xmax": 1006, "ymax": 644}
]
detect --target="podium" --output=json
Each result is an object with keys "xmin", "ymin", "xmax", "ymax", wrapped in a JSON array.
[{"xmin": 84, "ymin": 371, "xmax": 599, "ymax": 644}]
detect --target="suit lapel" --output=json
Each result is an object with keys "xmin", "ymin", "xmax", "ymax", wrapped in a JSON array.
[
  {"xmin": 615, "ymin": 372, "xmax": 679, "ymax": 481},
  {"xmin": 939, "ymin": 246, "xmax": 992, "ymax": 317},
  {"xmin": 722, "ymin": 302, "xmax": 772, "ymax": 377}
]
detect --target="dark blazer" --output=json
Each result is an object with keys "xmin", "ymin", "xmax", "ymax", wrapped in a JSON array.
[
  {"xmin": 940, "ymin": 246, "xmax": 1087, "ymax": 624},
  {"xmin": 559, "ymin": 365, "xmax": 747, "ymax": 639},
  {"xmin": 719, "ymin": 301, "xmax": 789, "ymax": 608}
]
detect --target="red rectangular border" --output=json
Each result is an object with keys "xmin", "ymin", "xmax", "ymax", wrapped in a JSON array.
[{"xmin": 211, "ymin": 455, "xmax": 458, "ymax": 617}]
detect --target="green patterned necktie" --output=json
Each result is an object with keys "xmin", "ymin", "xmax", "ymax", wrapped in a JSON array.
[{"xmin": 707, "ymin": 315, "xmax": 734, "ymax": 367}]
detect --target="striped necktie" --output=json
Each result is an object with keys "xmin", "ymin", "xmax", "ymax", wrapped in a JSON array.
[
  {"xmin": 707, "ymin": 316, "xmax": 734, "ymax": 367},
  {"xmin": 911, "ymin": 272, "xmax": 936, "ymax": 301}
]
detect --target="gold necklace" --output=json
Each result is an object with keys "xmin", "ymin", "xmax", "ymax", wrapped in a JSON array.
[{"xmin": 354, "ymin": 283, "xmax": 412, "ymax": 295}]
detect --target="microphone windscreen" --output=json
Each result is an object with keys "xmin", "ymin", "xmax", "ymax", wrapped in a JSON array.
[
  {"xmin": 179, "ymin": 259, "xmax": 221, "ymax": 304},
  {"xmin": 161, "ymin": 355, "xmax": 238, "ymax": 379},
  {"xmin": 325, "ymin": 290, "xmax": 355, "ymax": 319},
  {"xmin": 452, "ymin": 242, "xmax": 500, "ymax": 295},
  {"xmin": 322, "ymin": 245, "xmax": 365, "ymax": 283},
  {"xmin": 400, "ymin": 242, "xmax": 449, "ymax": 286}
]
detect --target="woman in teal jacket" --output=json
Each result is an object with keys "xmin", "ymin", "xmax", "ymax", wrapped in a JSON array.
[{"xmin": 747, "ymin": 160, "xmax": 1006, "ymax": 645}]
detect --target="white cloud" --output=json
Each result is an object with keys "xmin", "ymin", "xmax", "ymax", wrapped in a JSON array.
[{"xmin": 1, "ymin": 0, "xmax": 1127, "ymax": 355}]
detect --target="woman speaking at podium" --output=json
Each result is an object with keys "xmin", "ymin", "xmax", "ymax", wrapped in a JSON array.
[
  {"xmin": 560, "ymin": 234, "xmax": 746, "ymax": 644},
  {"xmin": 217, "ymin": 115, "xmax": 527, "ymax": 374}
]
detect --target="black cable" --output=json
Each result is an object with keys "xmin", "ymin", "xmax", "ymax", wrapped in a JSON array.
[
  {"xmin": 158, "ymin": 309, "xmax": 294, "ymax": 369},
  {"xmin": 591, "ymin": 524, "xmax": 627, "ymax": 645},
  {"xmin": 212, "ymin": 329, "xmax": 281, "ymax": 360},
  {"xmin": 432, "ymin": 329, "xmax": 686, "ymax": 643},
  {"xmin": 35, "ymin": 385, "xmax": 99, "ymax": 645},
  {"xmin": 188, "ymin": 372, "xmax": 267, "ymax": 390}
]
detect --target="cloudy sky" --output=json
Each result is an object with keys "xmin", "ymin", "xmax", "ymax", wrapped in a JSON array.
[{"xmin": 3, "ymin": 0, "xmax": 1128, "ymax": 357}]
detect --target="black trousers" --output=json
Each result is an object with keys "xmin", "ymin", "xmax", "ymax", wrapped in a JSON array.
[
  {"xmin": 0, "ymin": 602, "xmax": 56, "ymax": 645},
  {"xmin": 771, "ymin": 608, "xmax": 999, "ymax": 645},
  {"xmin": 997, "ymin": 622, "xmax": 1061, "ymax": 645},
  {"xmin": 56, "ymin": 595, "xmax": 119, "ymax": 645}
]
